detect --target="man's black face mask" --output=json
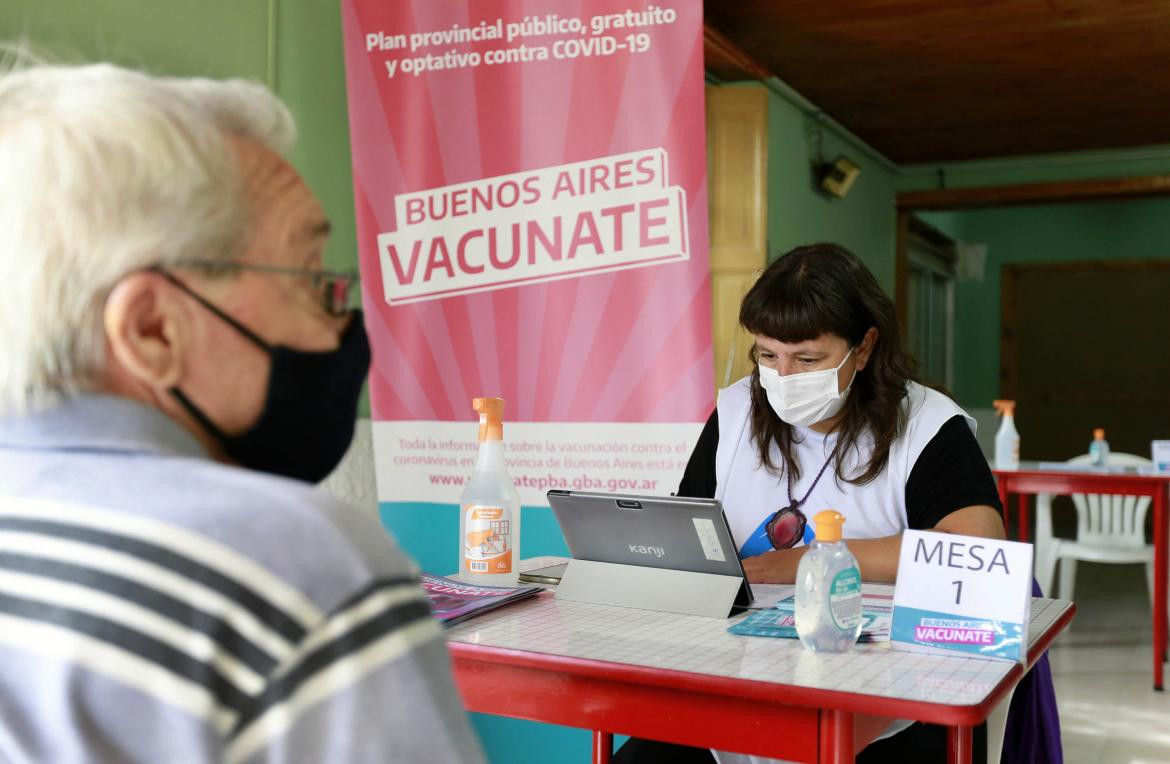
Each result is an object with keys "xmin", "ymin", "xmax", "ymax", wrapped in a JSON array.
[{"xmin": 161, "ymin": 271, "xmax": 371, "ymax": 483}]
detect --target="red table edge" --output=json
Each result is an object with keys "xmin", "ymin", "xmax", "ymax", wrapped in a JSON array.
[
  {"xmin": 995, "ymin": 470, "xmax": 1169, "ymax": 538},
  {"xmin": 448, "ymin": 598, "xmax": 1075, "ymax": 730},
  {"xmin": 994, "ymin": 470, "xmax": 1167, "ymax": 690},
  {"xmin": 991, "ymin": 469, "xmax": 1170, "ymax": 489}
]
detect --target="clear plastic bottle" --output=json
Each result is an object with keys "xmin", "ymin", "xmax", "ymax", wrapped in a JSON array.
[
  {"xmin": 794, "ymin": 510, "xmax": 863, "ymax": 653},
  {"xmin": 993, "ymin": 399, "xmax": 1020, "ymax": 470},
  {"xmin": 1089, "ymin": 428, "xmax": 1110, "ymax": 468},
  {"xmin": 458, "ymin": 397, "xmax": 522, "ymax": 586}
]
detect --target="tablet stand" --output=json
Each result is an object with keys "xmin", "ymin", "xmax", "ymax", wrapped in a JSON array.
[{"xmin": 555, "ymin": 558, "xmax": 750, "ymax": 618}]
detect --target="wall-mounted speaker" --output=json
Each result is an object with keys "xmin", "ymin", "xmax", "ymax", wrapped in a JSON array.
[{"xmin": 817, "ymin": 155, "xmax": 861, "ymax": 198}]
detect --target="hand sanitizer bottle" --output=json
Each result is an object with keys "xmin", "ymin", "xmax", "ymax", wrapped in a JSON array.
[
  {"xmin": 459, "ymin": 397, "xmax": 521, "ymax": 585},
  {"xmin": 993, "ymin": 399, "xmax": 1020, "ymax": 470},
  {"xmin": 795, "ymin": 510, "xmax": 862, "ymax": 653},
  {"xmin": 1089, "ymin": 428, "xmax": 1110, "ymax": 467}
]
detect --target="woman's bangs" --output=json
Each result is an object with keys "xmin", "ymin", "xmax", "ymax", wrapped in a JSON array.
[{"xmin": 741, "ymin": 284, "xmax": 845, "ymax": 344}]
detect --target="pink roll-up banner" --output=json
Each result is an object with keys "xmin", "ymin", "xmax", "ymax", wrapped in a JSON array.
[{"xmin": 339, "ymin": 0, "xmax": 712, "ymax": 505}]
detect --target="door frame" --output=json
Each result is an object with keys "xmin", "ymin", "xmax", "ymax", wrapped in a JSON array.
[
  {"xmin": 893, "ymin": 173, "xmax": 1170, "ymax": 337},
  {"xmin": 903, "ymin": 215, "xmax": 958, "ymax": 388}
]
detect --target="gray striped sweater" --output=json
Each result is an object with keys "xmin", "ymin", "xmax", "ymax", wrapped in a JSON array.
[{"xmin": 0, "ymin": 394, "xmax": 484, "ymax": 764}]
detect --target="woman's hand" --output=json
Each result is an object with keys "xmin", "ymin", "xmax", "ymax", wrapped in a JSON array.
[
  {"xmin": 741, "ymin": 547, "xmax": 806, "ymax": 583},
  {"xmin": 742, "ymin": 534, "xmax": 907, "ymax": 584}
]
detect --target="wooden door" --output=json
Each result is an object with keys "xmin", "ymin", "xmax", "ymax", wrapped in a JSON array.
[
  {"xmin": 706, "ymin": 85, "xmax": 768, "ymax": 389},
  {"xmin": 1001, "ymin": 260, "xmax": 1170, "ymax": 461}
]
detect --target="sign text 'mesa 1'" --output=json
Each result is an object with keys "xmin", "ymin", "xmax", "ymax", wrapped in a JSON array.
[{"xmin": 891, "ymin": 530, "xmax": 1033, "ymax": 663}]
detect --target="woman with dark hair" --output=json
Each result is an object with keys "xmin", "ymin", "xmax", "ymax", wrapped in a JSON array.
[
  {"xmin": 684, "ymin": 242, "xmax": 1005, "ymax": 585},
  {"xmin": 615, "ymin": 243, "xmax": 1021, "ymax": 764}
]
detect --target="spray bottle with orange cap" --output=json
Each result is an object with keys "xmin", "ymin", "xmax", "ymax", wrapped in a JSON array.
[
  {"xmin": 459, "ymin": 397, "xmax": 522, "ymax": 585},
  {"xmin": 1089, "ymin": 428, "xmax": 1110, "ymax": 467},
  {"xmin": 993, "ymin": 399, "xmax": 1020, "ymax": 470},
  {"xmin": 794, "ymin": 510, "xmax": 863, "ymax": 653}
]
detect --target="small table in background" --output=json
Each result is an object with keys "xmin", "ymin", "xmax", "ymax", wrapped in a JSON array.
[{"xmin": 992, "ymin": 464, "xmax": 1170, "ymax": 690}]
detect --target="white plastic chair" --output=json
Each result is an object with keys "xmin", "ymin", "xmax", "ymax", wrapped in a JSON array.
[
  {"xmin": 985, "ymin": 685, "xmax": 1015, "ymax": 764},
  {"xmin": 1034, "ymin": 452, "xmax": 1154, "ymax": 602}
]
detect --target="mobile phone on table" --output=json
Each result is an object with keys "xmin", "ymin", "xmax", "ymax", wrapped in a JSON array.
[{"xmin": 518, "ymin": 563, "xmax": 568, "ymax": 585}]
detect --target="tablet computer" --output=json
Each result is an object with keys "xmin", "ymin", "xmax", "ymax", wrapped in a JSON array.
[
  {"xmin": 517, "ymin": 562, "xmax": 567, "ymax": 585},
  {"xmin": 546, "ymin": 490, "xmax": 753, "ymax": 607}
]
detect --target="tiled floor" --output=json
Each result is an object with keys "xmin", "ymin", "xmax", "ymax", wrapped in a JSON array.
[{"xmin": 1046, "ymin": 562, "xmax": 1170, "ymax": 763}]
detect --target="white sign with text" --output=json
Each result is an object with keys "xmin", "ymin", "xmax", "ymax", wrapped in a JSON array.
[
  {"xmin": 1152, "ymin": 440, "xmax": 1170, "ymax": 471},
  {"xmin": 372, "ymin": 420, "xmax": 702, "ymax": 506},
  {"xmin": 891, "ymin": 530, "xmax": 1033, "ymax": 663}
]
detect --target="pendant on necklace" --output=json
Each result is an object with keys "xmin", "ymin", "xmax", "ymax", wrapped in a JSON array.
[{"xmin": 765, "ymin": 503, "xmax": 809, "ymax": 549}]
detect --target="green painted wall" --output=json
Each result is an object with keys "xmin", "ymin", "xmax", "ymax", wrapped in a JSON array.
[
  {"xmin": 910, "ymin": 146, "xmax": 1170, "ymax": 415},
  {"xmin": 271, "ymin": 2, "xmax": 357, "ymax": 276},
  {"xmin": 923, "ymin": 197, "xmax": 1170, "ymax": 410},
  {"xmin": 3, "ymin": 1, "xmax": 269, "ymax": 81},
  {"xmin": 915, "ymin": 210, "xmax": 965, "ymax": 241},
  {"xmin": 759, "ymin": 82, "xmax": 899, "ymax": 290},
  {"xmin": 896, "ymin": 146, "xmax": 1170, "ymax": 191}
]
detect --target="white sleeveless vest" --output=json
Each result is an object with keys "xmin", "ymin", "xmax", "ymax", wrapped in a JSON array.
[{"xmin": 714, "ymin": 377, "xmax": 975, "ymax": 552}]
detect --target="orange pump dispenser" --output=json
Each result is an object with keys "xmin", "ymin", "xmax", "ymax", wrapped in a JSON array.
[
  {"xmin": 459, "ymin": 397, "xmax": 521, "ymax": 584},
  {"xmin": 992, "ymin": 399, "xmax": 1020, "ymax": 469},
  {"xmin": 474, "ymin": 397, "xmax": 504, "ymax": 442}
]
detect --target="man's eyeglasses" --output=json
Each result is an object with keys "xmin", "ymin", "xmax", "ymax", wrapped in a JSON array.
[
  {"xmin": 171, "ymin": 259, "xmax": 360, "ymax": 317},
  {"xmin": 765, "ymin": 505, "xmax": 808, "ymax": 549}
]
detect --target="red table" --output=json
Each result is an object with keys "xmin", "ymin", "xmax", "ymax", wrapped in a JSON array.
[
  {"xmin": 447, "ymin": 591, "xmax": 1074, "ymax": 764},
  {"xmin": 993, "ymin": 465, "xmax": 1169, "ymax": 690}
]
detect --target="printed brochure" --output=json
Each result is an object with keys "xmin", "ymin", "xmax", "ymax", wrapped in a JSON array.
[
  {"xmin": 729, "ymin": 586, "xmax": 893, "ymax": 642},
  {"xmin": 421, "ymin": 573, "xmax": 541, "ymax": 626}
]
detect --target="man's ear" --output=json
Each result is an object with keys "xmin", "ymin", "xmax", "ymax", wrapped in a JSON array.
[
  {"xmin": 855, "ymin": 326, "xmax": 879, "ymax": 371},
  {"xmin": 103, "ymin": 272, "xmax": 188, "ymax": 389}
]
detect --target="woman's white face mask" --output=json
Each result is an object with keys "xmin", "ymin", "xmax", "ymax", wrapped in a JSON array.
[{"xmin": 758, "ymin": 348, "xmax": 856, "ymax": 427}]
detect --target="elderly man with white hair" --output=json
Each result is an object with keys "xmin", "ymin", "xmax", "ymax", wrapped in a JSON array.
[{"xmin": 0, "ymin": 57, "xmax": 484, "ymax": 763}]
